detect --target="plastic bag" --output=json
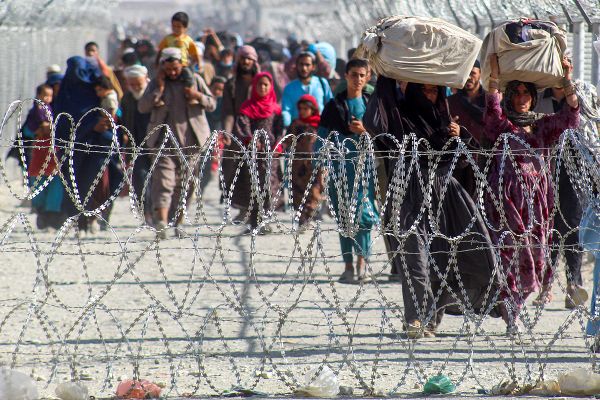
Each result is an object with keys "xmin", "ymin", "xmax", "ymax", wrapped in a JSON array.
[
  {"xmin": 423, "ymin": 375, "xmax": 456, "ymax": 394},
  {"xmin": 56, "ymin": 381, "xmax": 89, "ymax": 400},
  {"xmin": 116, "ymin": 379, "xmax": 161, "ymax": 399},
  {"xmin": 558, "ymin": 368, "xmax": 600, "ymax": 396},
  {"xmin": 296, "ymin": 365, "xmax": 339, "ymax": 397},
  {"xmin": 0, "ymin": 368, "xmax": 39, "ymax": 400}
]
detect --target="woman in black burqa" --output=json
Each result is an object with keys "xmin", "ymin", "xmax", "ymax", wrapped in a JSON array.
[{"xmin": 365, "ymin": 77, "xmax": 498, "ymax": 338}]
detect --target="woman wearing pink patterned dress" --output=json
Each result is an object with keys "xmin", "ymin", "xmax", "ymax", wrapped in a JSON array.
[{"xmin": 483, "ymin": 54, "xmax": 580, "ymax": 331}]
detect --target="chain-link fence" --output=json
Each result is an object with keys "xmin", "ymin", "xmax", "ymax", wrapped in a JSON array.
[{"xmin": 0, "ymin": 0, "xmax": 114, "ymax": 164}]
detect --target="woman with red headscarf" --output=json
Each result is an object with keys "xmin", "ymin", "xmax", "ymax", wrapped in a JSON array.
[
  {"xmin": 286, "ymin": 94, "xmax": 323, "ymax": 227},
  {"xmin": 231, "ymin": 72, "xmax": 284, "ymax": 231}
]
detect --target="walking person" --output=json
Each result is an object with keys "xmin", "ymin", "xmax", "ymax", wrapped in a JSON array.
[
  {"xmin": 231, "ymin": 72, "xmax": 284, "ymax": 232},
  {"xmin": 286, "ymin": 94, "xmax": 323, "ymax": 228},
  {"xmin": 138, "ymin": 49, "xmax": 216, "ymax": 239},
  {"xmin": 221, "ymin": 45, "xmax": 260, "ymax": 219},
  {"xmin": 483, "ymin": 54, "xmax": 580, "ymax": 331},
  {"xmin": 120, "ymin": 65, "xmax": 152, "ymax": 225},
  {"xmin": 316, "ymin": 58, "xmax": 378, "ymax": 283},
  {"xmin": 364, "ymin": 68, "xmax": 500, "ymax": 337}
]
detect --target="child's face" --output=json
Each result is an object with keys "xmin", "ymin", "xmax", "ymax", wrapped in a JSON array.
[
  {"xmin": 38, "ymin": 88, "xmax": 53, "ymax": 104},
  {"xmin": 210, "ymin": 82, "xmax": 224, "ymax": 98},
  {"xmin": 298, "ymin": 103, "xmax": 314, "ymax": 120},
  {"xmin": 171, "ymin": 21, "xmax": 186, "ymax": 36},
  {"xmin": 221, "ymin": 54, "xmax": 233, "ymax": 66}
]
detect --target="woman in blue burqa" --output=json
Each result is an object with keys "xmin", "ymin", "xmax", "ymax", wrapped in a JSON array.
[{"xmin": 54, "ymin": 56, "xmax": 124, "ymax": 233}]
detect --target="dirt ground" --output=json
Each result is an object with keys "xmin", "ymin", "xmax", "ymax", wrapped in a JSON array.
[{"xmin": 0, "ymin": 174, "xmax": 597, "ymax": 399}]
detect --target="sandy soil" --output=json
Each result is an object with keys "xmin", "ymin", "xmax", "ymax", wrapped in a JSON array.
[{"xmin": 0, "ymin": 172, "xmax": 596, "ymax": 399}]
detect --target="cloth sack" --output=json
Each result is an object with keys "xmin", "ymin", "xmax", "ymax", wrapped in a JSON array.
[
  {"xmin": 358, "ymin": 15, "xmax": 482, "ymax": 89},
  {"xmin": 480, "ymin": 19, "xmax": 567, "ymax": 91}
]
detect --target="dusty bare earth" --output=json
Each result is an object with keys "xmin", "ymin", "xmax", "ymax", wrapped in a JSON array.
[{"xmin": 0, "ymin": 170, "xmax": 596, "ymax": 399}]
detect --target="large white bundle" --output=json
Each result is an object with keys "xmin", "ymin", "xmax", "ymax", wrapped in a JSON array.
[
  {"xmin": 480, "ymin": 19, "xmax": 567, "ymax": 91},
  {"xmin": 359, "ymin": 15, "xmax": 482, "ymax": 89}
]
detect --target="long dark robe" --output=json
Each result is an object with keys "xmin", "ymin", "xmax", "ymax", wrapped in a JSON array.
[
  {"xmin": 370, "ymin": 81, "xmax": 498, "ymax": 326},
  {"xmin": 54, "ymin": 57, "xmax": 123, "ymax": 220}
]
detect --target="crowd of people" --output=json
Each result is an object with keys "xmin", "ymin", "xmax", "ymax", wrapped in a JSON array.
[{"xmin": 14, "ymin": 11, "xmax": 600, "ymax": 344}]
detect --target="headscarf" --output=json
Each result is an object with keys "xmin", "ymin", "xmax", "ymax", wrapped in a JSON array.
[
  {"xmin": 403, "ymin": 83, "xmax": 450, "ymax": 137},
  {"xmin": 364, "ymin": 75, "xmax": 405, "ymax": 139},
  {"xmin": 297, "ymin": 94, "xmax": 320, "ymax": 127},
  {"xmin": 53, "ymin": 56, "xmax": 101, "ymax": 123},
  {"xmin": 53, "ymin": 56, "xmax": 102, "ymax": 144},
  {"xmin": 46, "ymin": 73, "xmax": 64, "ymax": 86},
  {"xmin": 236, "ymin": 45, "xmax": 258, "ymax": 63},
  {"xmin": 503, "ymin": 80, "xmax": 544, "ymax": 127},
  {"xmin": 239, "ymin": 72, "xmax": 281, "ymax": 120}
]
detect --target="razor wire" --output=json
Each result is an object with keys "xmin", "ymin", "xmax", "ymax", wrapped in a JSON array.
[{"xmin": 0, "ymin": 101, "xmax": 599, "ymax": 398}]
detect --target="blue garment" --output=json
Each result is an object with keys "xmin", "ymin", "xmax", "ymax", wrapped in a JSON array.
[
  {"xmin": 29, "ymin": 176, "xmax": 63, "ymax": 213},
  {"xmin": 53, "ymin": 56, "xmax": 102, "ymax": 142},
  {"xmin": 340, "ymin": 229, "xmax": 372, "ymax": 262},
  {"xmin": 580, "ymin": 204, "xmax": 600, "ymax": 336},
  {"xmin": 346, "ymin": 96, "xmax": 366, "ymax": 120},
  {"xmin": 281, "ymin": 76, "xmax": 333, "ymax": 126},
  {"xmin": 308, "ymin": 42, "xmax": 337, "ymax": 72}
]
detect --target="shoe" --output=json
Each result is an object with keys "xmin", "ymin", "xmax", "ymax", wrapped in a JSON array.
[
  {"xmin": 338, "ymin": 269, "xmax": 355, "ymax": 283},
  {"xmin": 174, "ymin": 226, "xmax": 185, "ymax": 239},
  {"xmin": 36, "ymin": 212, "xmax": 49, "ymax": 230},
  {"xmin": 259, "ymin": 225, "xmax": 273, "ymax": 235},
  {"xmin": 356, "ymin": 263, "xmax": 371, "ymax": 282},
  {"xmin": 423, "ymin": 324, "xmax": 436, "ymax": 338},
  {"xmin": 506, "ymin": 323, "xmax": 520, "ymax": 337},
  {"xmin": 406, "ymin": 320, "xmax": 424, "ymax": 339},
  {"xmin": 155, "ymin": 221, "xmax": 168, "ymax": 240},
  {"xmin": 565, "ymin": 285, "xmax": 589, "ymax": 309}
]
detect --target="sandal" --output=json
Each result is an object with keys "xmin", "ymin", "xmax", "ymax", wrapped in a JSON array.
[
  {"xmin": 565, "ymin": 285, "xmax": 589, "ymax": 309},
  {"xmin": 532, "ymin": 286, "xmax": 553, "ymax": 306},
  {"xmin": 338, "ymin": 269, "xmax": 355, "ymax": 283}
]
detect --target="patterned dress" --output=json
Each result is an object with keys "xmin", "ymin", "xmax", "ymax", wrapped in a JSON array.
[
  {"xmin": 483, "ymin": 92, "xmax": 579, "ymax": 309},
  {"xmin": 286, "ymin": 120, "xmax": 322, "ymax": 225},
  {"xmin": 231, "ymin": 113, "xmax": 284, "ymax": 214}
]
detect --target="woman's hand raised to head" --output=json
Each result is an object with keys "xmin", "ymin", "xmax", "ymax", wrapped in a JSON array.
[
  {"xmin": 562, "ymin": 56, "xmax": 579, "ymax": 109},
  {"xmin": 489, "ymin": 53, "xmax": 500, "ymax": 79},
  {"xmin": 562, "ymin": 56, "xmax": 573, "ymax": 80},
  {"xmin": 488, "ymin": 53, "xmax": 500, "ymax": 94}
]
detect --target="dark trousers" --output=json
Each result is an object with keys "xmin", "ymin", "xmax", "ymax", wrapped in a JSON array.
[{"xmin": 551, "ymin": 167, "xmax": 583, "ymax": 286}]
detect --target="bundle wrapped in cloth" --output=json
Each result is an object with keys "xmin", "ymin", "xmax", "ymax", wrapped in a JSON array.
[
  {"xmin": 480, "ymin": 18, "xmax": 567, "ymax": 91},
  {"xmin": 358, "ymin": 15, "xmax": 482, "ymax": 88}
]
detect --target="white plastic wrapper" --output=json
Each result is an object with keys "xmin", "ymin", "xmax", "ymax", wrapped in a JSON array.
[
  {"xmin": 55, "ymin": 381, "xmax": 89, "ymax": 400},
  {"xmin": 0, "ymin": 368, "xmax": 39, "ymax": 400},
  {"xmin": 297, "ymin": 365, "xmax": 339, "ymax": 397}
]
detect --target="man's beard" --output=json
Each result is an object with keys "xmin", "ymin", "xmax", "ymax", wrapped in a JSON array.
[{"xmin": 131, "ymin": 88, "xmax": 146, "ymax": 100}]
